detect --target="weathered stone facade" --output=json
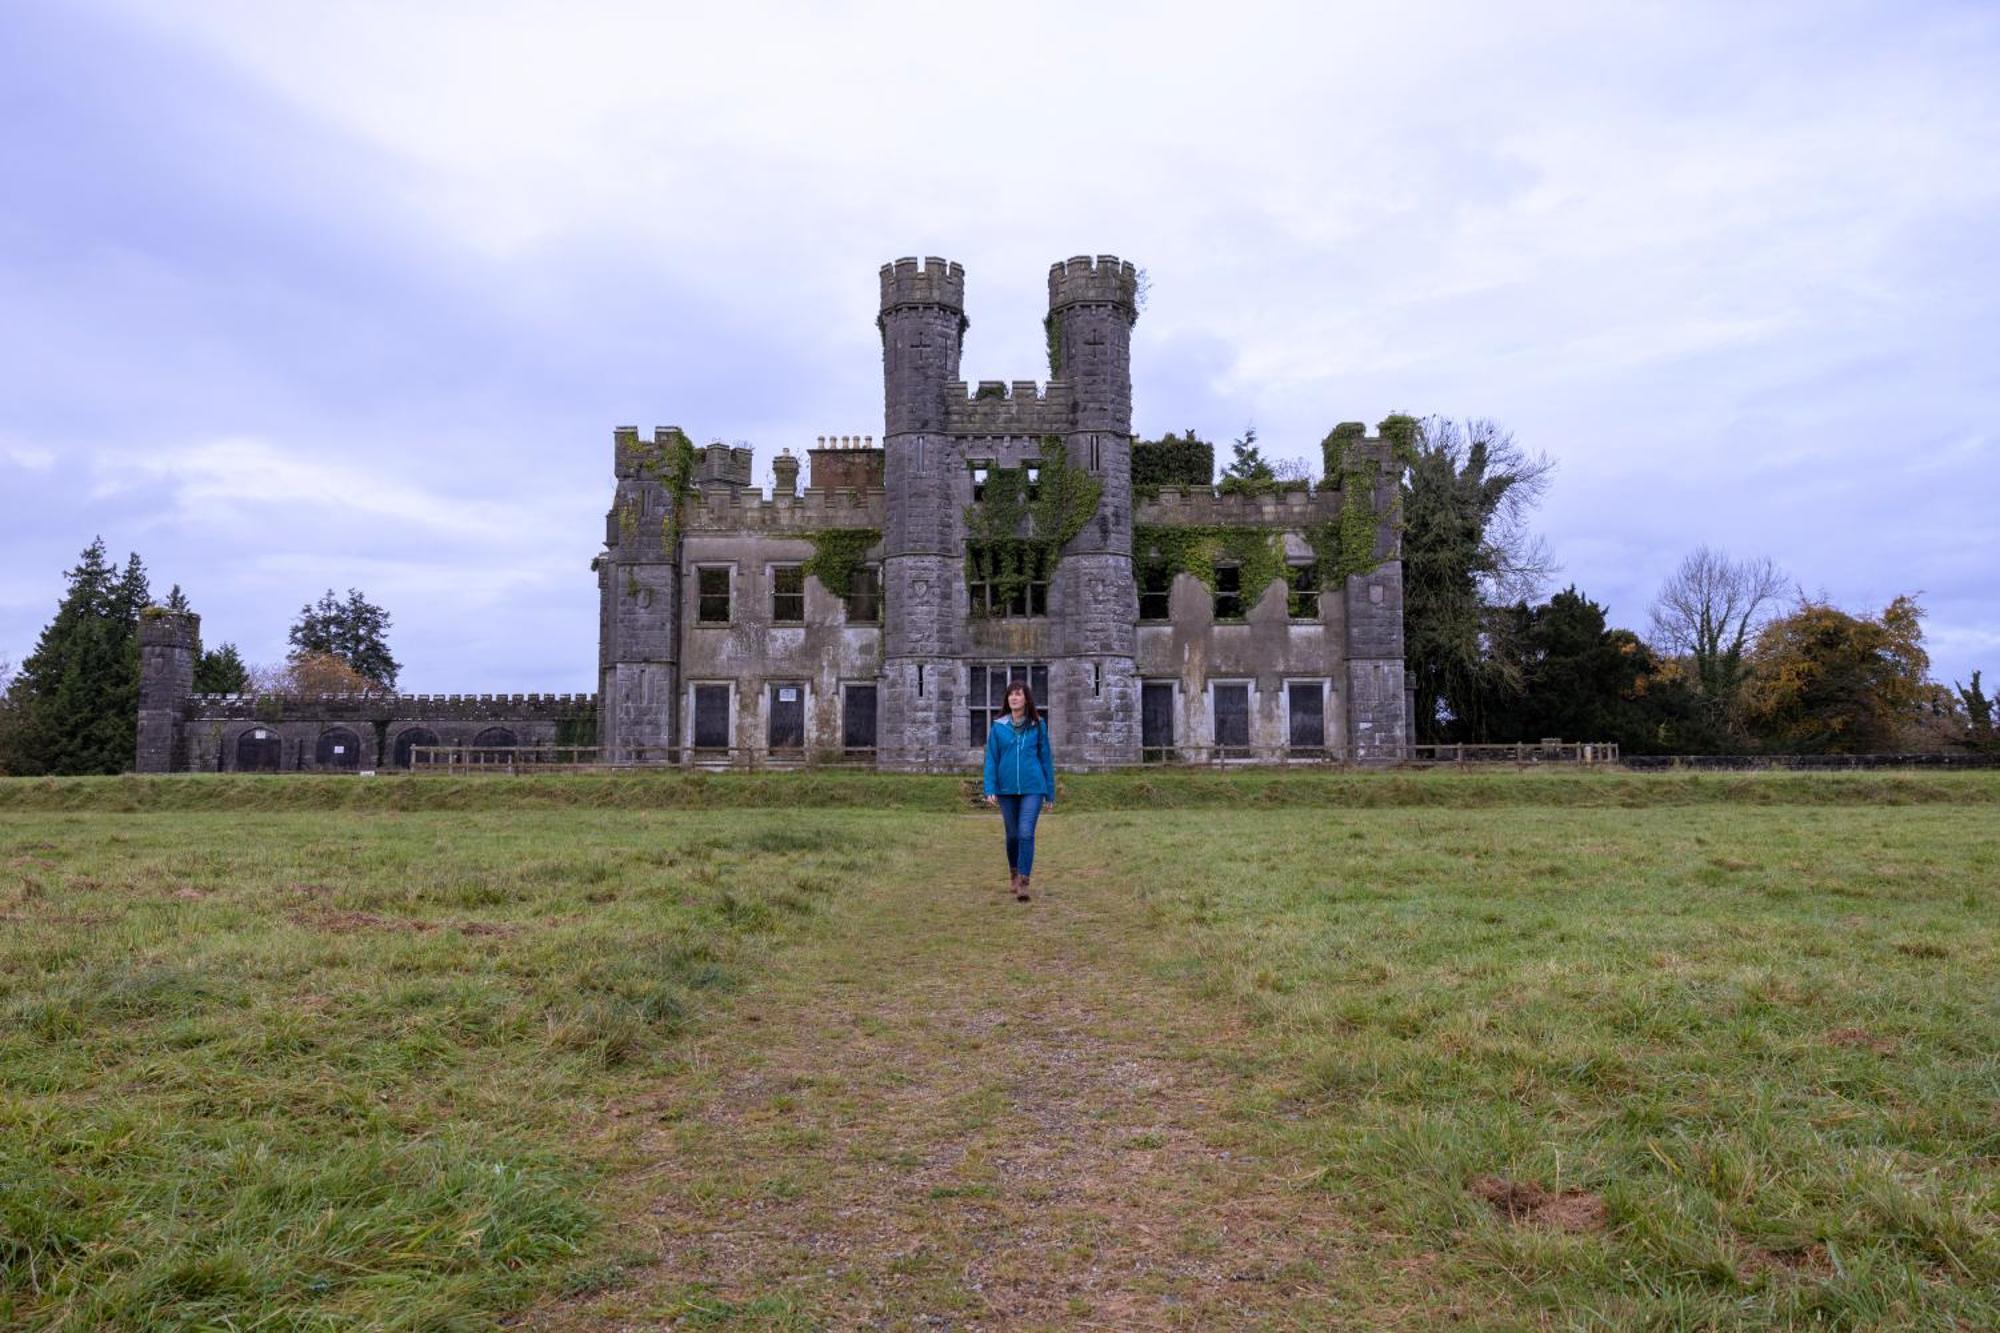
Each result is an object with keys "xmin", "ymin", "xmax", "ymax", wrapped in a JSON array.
[{"xmin": 135, "ymin": 254, "xmax": 1410, "ymax": 772}]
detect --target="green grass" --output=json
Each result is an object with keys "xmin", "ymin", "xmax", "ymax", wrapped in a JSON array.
[
  {"xmin": 0, "ymin": 808, "xmax": 917, "ymax": 1330},
  {"xmin": 3, "ymin": 771, "xmax": 1996, "ymax": 1328},
  {"xmin": 1099, "ymin": 804, "xmax": 2000, "ymax": 1327}
]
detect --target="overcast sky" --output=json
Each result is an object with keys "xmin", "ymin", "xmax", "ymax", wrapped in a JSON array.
[{"xmin": 3, "ymin": 0, "xmax": 1995, "ymax": 692}]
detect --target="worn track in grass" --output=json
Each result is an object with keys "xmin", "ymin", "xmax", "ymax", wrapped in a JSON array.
[{"xmin": 525, "ymin": 814, "xmax": 1428, "ymax": 1330}]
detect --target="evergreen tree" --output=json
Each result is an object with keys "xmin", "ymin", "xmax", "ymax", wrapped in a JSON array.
[
  {"xmin": 1957, "ymin": 671, "xmax": 1995, "ymax": 751},
  {"xmin": 288, "ymin": 588, "xmax": 400, "ymax": 688},
  {"xmin": 4, "ymin": 538, "xmax": 149, "ymax": 774},
  {"xmin": 194, "ymin": 643, "xmax": 250, "ymax": 694},
  {"xmin": 1217, "ymin": 427, "xmax": 1276, "ymax": 496}
]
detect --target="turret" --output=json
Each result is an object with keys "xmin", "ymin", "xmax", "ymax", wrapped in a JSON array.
[
  {"xmin": 136, "ymin": 607, "xmax": 199, "ymax": 772},
  {"xmin": 879, "ymin": 257, "xmax": 965, "ymax": 436},
  {"xmin": 1047, "ymin": 254, "xmax": 1138, "ymax": 433}
]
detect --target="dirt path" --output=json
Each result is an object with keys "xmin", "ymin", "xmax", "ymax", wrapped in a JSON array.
[{"xmin": 530, "ymin": 815, "xmax": 1405, "ymax": 1330}]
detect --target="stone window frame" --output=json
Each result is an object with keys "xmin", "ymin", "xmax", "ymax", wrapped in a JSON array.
[
  {"xmin": 968, "ymin": 458, "xmax": 993, "ymax": 502},
  {"xmin": 769, "ymin": 563, "xmax": 805, "ymax": 624},
  {"xmin": 1286, "ymin": 562, "xmax": 1321, "ymax": 621},
  {"xmin": 1282, "ymin": 676, "xmax": 1332, "ymax": 756},
  {"xmin": 966, "ymin": 541, "xmax": 1050, "ymax": 618},
  {"xmin": 695, "ymin": 564, "xmax": 733, "ymax": 624},
  {"xmin": 1139, "ymin": 677, "xmax": 1179, "ymax": 762}
]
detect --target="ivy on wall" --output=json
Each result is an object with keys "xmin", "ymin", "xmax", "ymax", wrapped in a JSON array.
[
  {"xmin": 1132, "ymin": 523, "xmax": 1287, "ymax": 618},
  {"xmin": 801, "ymin": 528, "xmax": 882, "ymax": 604},
  {"xmin": 1132, "ymin": 432, "xmax": 1215, "ymax": 500},
  {"xmin": 962, "ymin": 437, "xmax": 1102, "ymax": 615},
  {"xmin": 617, "ymin": 428, "xmax": 699, "ymax": 552},
  {"xmin": 1043, "ymin": 315, "xmax": 1062, "ymax": 379}
]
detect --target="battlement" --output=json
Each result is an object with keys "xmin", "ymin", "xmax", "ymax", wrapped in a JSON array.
[
  {"xmin": 880, "ymin": 256, "xmax": 965, "ymax": 311},
  {"xmin": 1136, "ymin": 485, "xmax": 1340, "ymax": 528},
  {"xmin": 1048, "ymin": 254, "xmax": 1139, "ymax": 311},
  {"xmin": 137, "ymin": 606, "xmax": 200, "ymax": 649},
  {"xmin": 612, "ymin": 425, "xmax": 691, "ymax": 478},
  {"xmin": 183, "ymin": 691, "xmax": 598, "ymax": 721},
  {"xmin": 682, "ymin": 485, "xmax": 887, "ymax": 533},
  {"xmin": 944, "ymin": 380, "xmax": 1075, "ymax": 436}
]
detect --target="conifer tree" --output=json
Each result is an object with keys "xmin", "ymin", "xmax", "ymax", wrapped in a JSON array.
[
  {"xmin": 288, "ymin": 588, "xmax": 400, "ymax": 689},
  {"xmin": 4, "ymin": 538, "xmax": 149, "ymax": 774}
]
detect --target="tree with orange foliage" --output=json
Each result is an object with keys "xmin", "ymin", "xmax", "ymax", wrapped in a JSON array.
[{"xmin": 1741, "ymin": 595, "xmax": 1930, "ymax": 753}]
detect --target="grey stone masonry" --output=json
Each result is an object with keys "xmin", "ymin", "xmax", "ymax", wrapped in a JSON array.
[{"xmin": 135, "ymin": 254, "xmax": 1408, "ymax": 771}]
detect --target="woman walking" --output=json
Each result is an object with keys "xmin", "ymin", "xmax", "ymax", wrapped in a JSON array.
[{"xmin": 981, "ymin": 681, "xmax": 1054, "ymax": 902}]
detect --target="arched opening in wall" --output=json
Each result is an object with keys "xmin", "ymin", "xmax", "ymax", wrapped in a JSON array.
[
  {"xmin": 472, "ymin": 727, "xmax": 517, "ymax": 763},
  {"xmin": 235, "ymin": 728, "xmax": 282, "ymax": 772},
  {"xmin": 316, "ymin": 727, "xmax": 361, "ymax": 770},
  {"xmin": 392, "ymin": 727, "xmax": 439, "ymax": 769}
]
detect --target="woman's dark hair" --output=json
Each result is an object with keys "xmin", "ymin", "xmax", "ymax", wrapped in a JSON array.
[{"xmin": 1004, "ymin": 680, "xmax": 1039, "ymax": 727}]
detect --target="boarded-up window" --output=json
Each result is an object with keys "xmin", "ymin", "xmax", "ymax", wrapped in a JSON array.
[
  {"xmin": 692, "ymin": 685, "xmax": 730, "ymax": 750},
  {"xmin": 696, "ymin": 567, "xmax": 731, "ymax": 623},
  {"xmin": 237, "ymin": 728, "xmax": 282, "ymax": 772},
  {"xmin": 1288, "ymin": 681, "xmax": 1326, "ymax": 753},
  {"xmin": 768, "ymin": 683, "xmax": 804, "ymax": 751},
  {"xmin": 771, "ymin": 566, "xmax": 804, "ymax": 623},
  {"xmin": 843, "ymin": 684, "xmax": 878, "ymax": 753},
  {"xmin": 1212, "ymin": 683, "xmax": 1250, "ymax": 753},
  {"xmin": 316, "ymin": 727, "xmax": 360, "ymax": 770},
  {"xmin": 1141, "ymin": 682, "xmax": 1175, "ymax": 762}
]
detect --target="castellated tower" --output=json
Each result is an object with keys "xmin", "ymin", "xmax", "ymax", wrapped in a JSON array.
[
  {"xmin": 878, "ymin": 258, "xmax": 967, "ymax": 765},
  {"xmin": 597, "ymin": 426, "xmax": 687, "ymax": 761},
  {"xmin": 136, "ymin": 608, "xmax": 198, "ymax": 772}
]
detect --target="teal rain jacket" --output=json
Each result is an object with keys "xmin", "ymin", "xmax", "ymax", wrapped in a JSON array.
[{"xmin": 982, "ymin": 716, "xmax": 1055, "ymax": 797}]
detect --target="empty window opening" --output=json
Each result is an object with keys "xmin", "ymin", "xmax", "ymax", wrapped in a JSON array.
[
  {"xmin": 771, "ymin": 565, "xmax": 804, "ymax": 623},
  {"xmin": 846, "ymin": 565, "xmax": 882, "ymax": 623},
  {"xmin": 696, "ymin": 567, "xmax": 731, "ymax": 623},
  {"xmin": 1287, "ymin": 563, "xmax": 1321, "ymax": 620},
  {"xmin": 967, "ymin": 541, "xmax": 1050, "ymax": 618},
  {"xmin": 1213, "ymin": 566, "xmax": 1244, "ymax": 621},
  {"xmin": 1137, "ymin": 563, "xmax": 1172, "ymax": 621}
]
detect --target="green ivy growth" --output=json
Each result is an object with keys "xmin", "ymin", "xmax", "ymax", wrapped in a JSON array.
[
  {"xmin": 617, "ymin": 428, "xmax": 699, "ymax": 551},
  {"xmin": 962, "ymin": 437, "xmax": 1103, "ymax": 615},
  {"xmin": 1044, "ymin": 315, "xmax": 1062, "ymax": 379},
  {"xmin": 801, "ymin": 528, "xmax": 882, "ymax": 604},
  {"xmin": 1132, "ymin": 523, "xmax": 1287, "ymax": 619},
  {"xmin": 1132, "ymin": 431, "xmax": 1215, "ymax": 501},
  {"xmin": 553, "ymin": 700, "xmax": 599, "ymax": 749},
  {"xmin": 1308, "ymin": 416, "xmax": 1413, "ymax": 584}
]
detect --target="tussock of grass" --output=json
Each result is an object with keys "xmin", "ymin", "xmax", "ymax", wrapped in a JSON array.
[
  {"xmin": 0, "ymin": 809, "xmax": 914, "ymax": 1329},
  {"xmin": 1107, "ymin": 806, "xmax": 2000, "ymax": 1326},
  {"xmin": 2, "ymin": 767, "xmax": 1996, "ymax": 813}
]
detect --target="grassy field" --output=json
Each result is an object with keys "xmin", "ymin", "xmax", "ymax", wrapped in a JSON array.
[{"xmin": 2, "ymin": 771, "xmax": 1995, "ymax": 1329}]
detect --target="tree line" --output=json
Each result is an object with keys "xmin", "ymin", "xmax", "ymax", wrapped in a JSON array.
[{"xmin": 0, "ymin": 538, "xmax": 401, "ymax": 775}]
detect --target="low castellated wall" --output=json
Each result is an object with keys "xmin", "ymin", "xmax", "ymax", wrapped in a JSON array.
[{"xmin": 174, "ymin": 691, "xmax": 597, "ymax": 773}]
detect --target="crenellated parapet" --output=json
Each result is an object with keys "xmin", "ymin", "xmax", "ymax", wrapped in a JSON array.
[
  {"xmin": 1136, "ymin": 485, "xmax": 1340, "ymax": 529},
  {"xmin": 944, "ymin": 380, "xmax": 1075, "ymax": 437},
  {"xmin": 183, "ymin": 691, "xmax": 597, "ymax": 722},
  {"xmin": 1048, "ymin": 254, "xmax": 1139, "ymax": 313},
  {"xmin": 879, "ymin": 256, "xmax": 965, "ymax": 314},
  {"xmin": 680, "ymin": 485, "xmax": 886, "ymax": 533}
]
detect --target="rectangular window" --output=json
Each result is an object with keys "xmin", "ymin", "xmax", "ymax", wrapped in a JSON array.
[
  {"xmin": 1024, "ymin": 462, "xmax": 1042, "ymax": 501},
  {"xmin": 842, "ymin": 683, "xmax": 878, "ymax": 753},
  {"xmin": 967, "ymin": 542, "xmax": 1049, "ymax": 618},
  {"xmin": 692, "ymin": 684, "xmax": 730, "ymax": 750},
  {"xmin": 969, "ymin": 662, "xmax": 1050, "ymax": 748},
  {"xmin": 1137, "ymin": 563, "xmax": 1172, "ymax": 621},
  {"xmin": 970, "ymin": 461, "xmax": 991, "ymax": 501},
  {"xmin": 847, "ymin": 565, "xmax": 882, "ymax": 623},
  {"xmin": 1213, "ymin": 682, "xmax": 1251, "ymax": 754},
  {"xmin": 1213, "ymin": 566, "xmax": 1244, "ymax": 621},
  {"xmin": 1287, "ymin": 563, "xmax": 1320, "ymax": 620},
  {"xmin": 1141, "ymin": 681, "xmax": 1175, "ymax": 762},
  {"xmin": 770, "ymin": 566, "xmax": 804, "ymax": 623},
  {"xmin": 696, "ymin": 567, "xmax": 731, "ymax": 623},
  {"xmin": 1288, "ymin": 680, "xmax": 1326, "ymax": 754},
  {"xmin": 768, "ymin": 682, "xmax": 804, "ymax": 751}
]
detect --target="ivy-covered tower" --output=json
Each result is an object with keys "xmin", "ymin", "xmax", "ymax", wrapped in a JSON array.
[
  {"xmin": 878, "ymin": 257, "xmax": 968, "ymax": 766},
  {"xmin": 597, "ymin": 426, "xmax": 692, "ymax": 761}
]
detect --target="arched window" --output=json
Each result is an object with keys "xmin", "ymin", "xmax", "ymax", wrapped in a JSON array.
[
  {"xmin": 472, "ymin": 727, "xmax": 517, "ymax": 763},
  {"xmin": 235, "ymin": 727, "xmax": 282, "ymax": 772},
  {"xmin": 392, "ymin": 727, "xmax": 439, "ymax": 769},
  {"xmin": 316, "ymin": 727, "xmax": 361, "ymax": 770}
]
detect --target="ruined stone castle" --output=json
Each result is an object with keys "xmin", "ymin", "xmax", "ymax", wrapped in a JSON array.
[{"xmin": 137, "ymin": 256, "xmax": 1411, "ymax": 772}]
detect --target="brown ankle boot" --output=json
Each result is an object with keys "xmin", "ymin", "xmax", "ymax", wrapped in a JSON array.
[
  {"xmin": 1009, "ymin": 871, "xmax": 1022, "ymax": 895},
  {"xmin": 1016, "ymin": 875, "xmax": 1031, "ymax": 902}
]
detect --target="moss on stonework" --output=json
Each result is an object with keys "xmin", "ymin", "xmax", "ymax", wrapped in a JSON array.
[
  {"xmin": 1044, "ymin": 315, "xmax": 1062, "ymax": 379},
  {"xmin": 801, "ymin": 528, "xmax": 881, "ymax": 604},
  {"xmin": 615, "ymin": 427, "xmax": 698, "ymax": 552}
]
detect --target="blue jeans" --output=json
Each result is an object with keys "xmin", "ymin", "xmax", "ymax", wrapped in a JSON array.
[{"xmin": 995, "ymin": 793, "xmax": 1045, "ymax": 878}]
